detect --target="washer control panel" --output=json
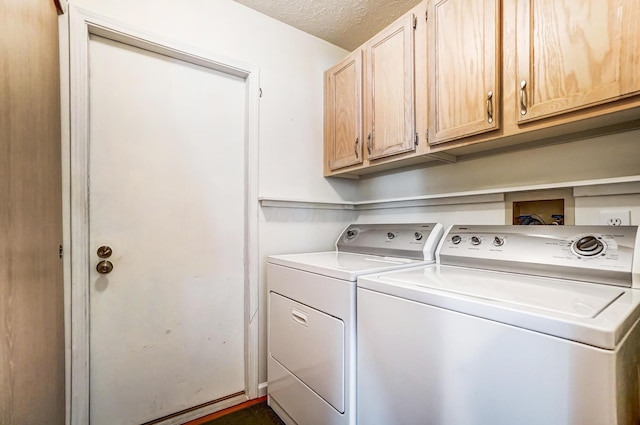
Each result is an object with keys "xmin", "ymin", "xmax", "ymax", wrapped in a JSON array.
[
  {"xmin": 337, "ymin": 223, "xmax": 444, "ymax": 260},
  {"xmin": 571, "ymin": 235, "xmax": 605, "ymax": 257},
  {"xmin": 439, "ymin": 225, "xmax": 638, "ymax": 287}
]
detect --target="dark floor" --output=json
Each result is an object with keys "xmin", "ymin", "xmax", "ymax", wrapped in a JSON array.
[{"xmin": 201, "ymin": 402, "xmax": 285, "ymax": 425}]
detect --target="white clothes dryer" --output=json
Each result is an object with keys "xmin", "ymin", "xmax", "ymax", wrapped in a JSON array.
[
  {"xmin": 357, "ymin": 225, "xmax": 640, "ymax": 425},
  {"xmin": 267, "ymin": 223, "xmax": 444, "ymax": 425}
]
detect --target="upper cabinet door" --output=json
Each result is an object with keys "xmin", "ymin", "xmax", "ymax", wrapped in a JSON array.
[
  {"xmin": 365, "ymin": 14, "xmax": 416, "ymax": 160},
  {"xmin": 428, "ymin": 0, "xmax": 500, "ymax": 146},
  {"xmin": 516, "ymin": 0, "xmax": 640, "ymax": 123},
  {"xmin": 324, "ymin": 50, "xmax": 363, "ymax": 171}
]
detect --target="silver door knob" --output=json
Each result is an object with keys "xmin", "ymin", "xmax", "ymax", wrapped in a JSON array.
[{"xmin": 96, "ymin": 260, "xmax": 114, "ymax": 274}]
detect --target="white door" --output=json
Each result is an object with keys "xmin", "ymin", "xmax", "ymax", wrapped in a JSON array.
[{"xmin": 88, "ymin": 35, "xmax": 246, "ymax": 425}]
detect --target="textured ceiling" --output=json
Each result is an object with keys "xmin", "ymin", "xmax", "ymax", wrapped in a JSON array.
[{"xmin": 232, "ymin": 0, "xmax": 422, "ymax": 51}]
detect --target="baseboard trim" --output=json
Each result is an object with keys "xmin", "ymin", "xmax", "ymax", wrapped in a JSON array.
[
  {"xmin": 258, "ymin": 381, "xmax": 268, "ymax": 398},
  {"xmin": 181, "ymin": 395, "xmax": 267, "ymax": 425}
]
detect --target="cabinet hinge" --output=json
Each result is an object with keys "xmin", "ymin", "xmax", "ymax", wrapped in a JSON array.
[
  {"xmin": 425, "ymin": 11, "xmax": 428, "ymax": 22},
  {"xmin": 259, "ymin": 88, "xmax": 263, "ymax": 98},
  {"xmin": 415, "ymin": 132, "xmax": 419, "ymax": 146},
  {"xmin": 59, "ymin": 244, "xmax": 63, "ymax": 259},
  {"xmin": 425, "ymin": 129, "xmax": 429, "ymax": 142},
  {"xmin": 413, "ymin": 16, "xmax": 418, "ymax": 29}
]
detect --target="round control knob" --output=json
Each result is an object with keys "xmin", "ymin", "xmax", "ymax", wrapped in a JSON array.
[
  {"xmin": 451, "ymin": 235, "xmax": 462, "ymax": 245},
  {"xmin": 493, "ymin": 237, "xmax": 504, "ymax": 247},
  {"xmin": 471, "ymin": 236, "xmax": 482, "ymax": 246},
  {"xmin": 345, "ymin": 230, "xmax": 358, "ymax": 240},
  {"xmin": 414, "ymin": 232, "xmax": 423, "ymax": 241},
  {"xmin": 387, "ymin": 232, "xmax": 396, "ymax": 240},
  {"xmin": 572, "ymin": 235, "xmax": 605, "ymax": 257}
]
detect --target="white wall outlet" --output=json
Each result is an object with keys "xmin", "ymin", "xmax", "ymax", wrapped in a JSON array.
[{"xmin": 598, "ymin": 210, "xmax": 631, "ymax": 226}]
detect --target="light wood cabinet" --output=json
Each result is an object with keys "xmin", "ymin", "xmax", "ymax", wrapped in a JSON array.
[
  {"xmin": 428, "ymin": 0, "xmax": 500, "ymax": 145},
  {"xmin": 424, "ymin": 0, "xmax": 640, "ymax": 154},
  {"xmin": 365, "ymin": 13, "xmax": 416, "ymax": 159},
  {"xmin": 324, "ymin": 50, "xmax": 363, "ymax": 171},
  {"xmin": 324, "ymin": 3, "xmax": 428, "ymax": 177},
  {"xmin": 515, "ymin": 0, "xmax": 640, "ymax": 123},
  {"xmin": 323, "ymin": 0, "xmax": 640, "ymax": 177}
]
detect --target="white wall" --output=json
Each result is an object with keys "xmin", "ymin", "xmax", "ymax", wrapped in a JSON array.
[
  {"xmin": 355, "ymin": 129, "xmax": 640, "ymax": 202},
  {"xmin": 351, "ymin": 127, "xmax": 640, "ymax": 231},
  {"xmin": 576, "ymin": 194, "xmax": 640, "ymax": 225}
]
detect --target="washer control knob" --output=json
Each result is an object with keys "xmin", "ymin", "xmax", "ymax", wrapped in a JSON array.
[
  {"xmin": 471, "ymin": 236, "xmax": 482, "ymax": 246},
  {"xmin": 345, "ymin": 229, "xmax": 358, "ymax": 240},
  {"xmin": 451, "ymin": 235, "xmax": 462, "ymax": 245},
  {"xmin": 493, "ymin": 237, "xmax": 504, "ymax": 247},
  {"xmin": 387, "ymin": 232, "xmax": 396, "ymax": 240},
  {"xmin": 573, "ymin": 235, "xmax": 605, "ymax": 256},
  {"xmin": 414, "ymin": 232, "xmax": 424, "ymax": 241}
]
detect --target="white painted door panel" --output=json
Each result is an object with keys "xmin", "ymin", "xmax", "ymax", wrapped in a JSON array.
[{"xmin": 88, "ymin": 35, "xmax": 246, "ymax": 425}]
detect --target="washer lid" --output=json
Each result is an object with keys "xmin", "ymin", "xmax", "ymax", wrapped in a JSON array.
[
  {"xmin": 385, "ymin": 266, "xmax": 624, "ymax": 318},
  {"xmin": 268, "ymin": 251, "xmax": 427, "ymax": 281},
  {"xmin": 358, "ymin": 265, "xmax": 640, "ymax": 349}
]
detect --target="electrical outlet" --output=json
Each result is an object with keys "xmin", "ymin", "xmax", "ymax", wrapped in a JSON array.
[{"xmin": 598, "ymin": 211, "xmax": 631, "ymax": 226}]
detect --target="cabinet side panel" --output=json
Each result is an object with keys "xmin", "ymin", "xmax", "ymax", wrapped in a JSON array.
[{"xmin": 620, "ymin": 0, "xmax": 640, "ymax": 95}]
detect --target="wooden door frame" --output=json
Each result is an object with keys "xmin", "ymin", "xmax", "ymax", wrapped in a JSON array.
[{"xmin": 65, "ymin": 7, "xmax": 260, "ymax": 424}]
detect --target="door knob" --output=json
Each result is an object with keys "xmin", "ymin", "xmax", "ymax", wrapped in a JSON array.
[
  {"xmin": 96, "ymin": 260, "xmax": 114, "ymax": 274},
  {"xmin": 97, "ymin": 245, "xmax": 113, "ymax": 258}
]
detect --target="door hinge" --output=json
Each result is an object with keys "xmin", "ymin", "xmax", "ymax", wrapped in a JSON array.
[
  {"xmin": 415, "ymin": 132, "xmax": 419, "ymax": 146},
  {"xmin": 59, "ymin": 244, "xmax": 63, "ymax": 259},
  {"xmin": 425, "ymin": 11, "xmax": 428, "ymax": 22},
  {"xmin": 259, "ymin": 88, "xmax": 263, "ymax": 98},
  {"xmin": 414, "ymin": 16, "xmax": 418, "ymax": 29},
  {"xmin": 425, "ymin": 129, "xmax": 429, "ymax": 142}
]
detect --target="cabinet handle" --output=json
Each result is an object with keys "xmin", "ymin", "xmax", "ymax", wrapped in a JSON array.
[
  {"xmin": 354, "ymin": 137, "xmax": 359, "ymax": 158},
  {"xmin": 519, "ymin": 80, "xmax": 527, "ymax": 115},
  {"xmin": 367, "ymin": 133, "xmax": 372, "ymax": 155},
  {"xmin": 486, "ymin": 90, "xmax": 493, "ymax": 124}
]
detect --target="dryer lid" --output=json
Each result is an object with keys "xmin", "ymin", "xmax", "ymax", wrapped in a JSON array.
[{"xmin": 268, "ymin": 251, "xmax": 426, "ymax": 281}]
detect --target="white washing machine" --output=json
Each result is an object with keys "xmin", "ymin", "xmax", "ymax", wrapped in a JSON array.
[
  {"xmin": 267, "ymin": 223, "xmax": 444, "ymax": 425},
  {"xmin": 357, "ymin": 225, "xmax": 640, "ymax": 425}
]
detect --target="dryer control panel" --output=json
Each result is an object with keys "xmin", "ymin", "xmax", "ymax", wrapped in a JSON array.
[
  {"xmin": 337, "ymin": 223, "xmax": 444, "ymax": 261},
  {"xmin": 439, "ymin": 225, "xmax": 639, "ymax": 287}
]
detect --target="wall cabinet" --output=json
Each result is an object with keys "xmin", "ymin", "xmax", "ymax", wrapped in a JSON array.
[
  {"xmin": 324, "ymin": 0, "xmax": 640, "ymax": 177},
  {"xmin": 324, "ymin": 2, "xmax": 429, "ymax": 177},
  {"xmin": 515, "ymin": 0, "xmax": 640, "ymax": 123},
  {"xmin": 428, "ymin": 0, "xmax": 500, "ymax": 145},
  {"xmin": 365, "ymin": 13, "xmax": 416, "ymax": 159},
  {"xmin": 324, "ymin": 50, "xmax": 363, "ymax": 171},
  {"xmin": 429, "ymin": 0, "xmax": 640, "ymax": 151}
]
